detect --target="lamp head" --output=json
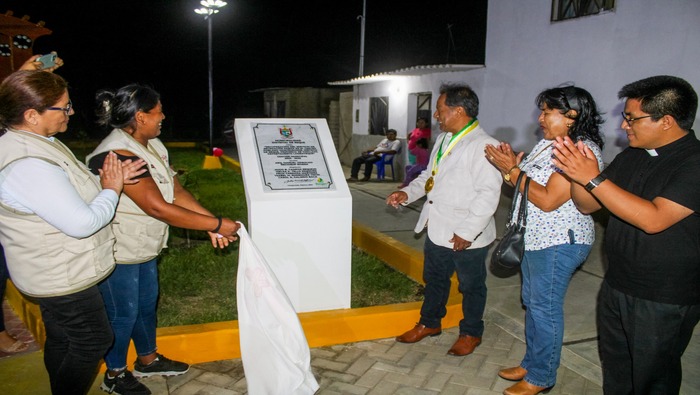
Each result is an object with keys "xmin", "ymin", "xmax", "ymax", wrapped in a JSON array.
[
  {"xmin": 195, "ymin": 0, "xmax": 227, "ymax": 17},
  {"xmin": 194, "ymin": 8, "xmax": 215, "ymax": 15},
  {"xmin": 201, "ymin": 0, "xmax": 227, "ymax": 8}
]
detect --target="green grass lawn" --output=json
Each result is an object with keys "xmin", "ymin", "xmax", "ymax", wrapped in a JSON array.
[
  {"xmin": 71, "ymin": 146, "xmax": 421, "ymax": 326},
  {"xmin": 156, "ymin": 148, "xmax": 422, "ymax": 326}
]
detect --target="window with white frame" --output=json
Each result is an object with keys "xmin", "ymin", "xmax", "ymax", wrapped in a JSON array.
[{"xmin": 551, "ymin": 0, "xmax": 614, "ymax": 22}]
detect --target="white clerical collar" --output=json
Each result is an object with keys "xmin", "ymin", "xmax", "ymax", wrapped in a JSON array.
[{"xmin": 645, "ymin": 149, "xmax": 658, "ymax": 157}]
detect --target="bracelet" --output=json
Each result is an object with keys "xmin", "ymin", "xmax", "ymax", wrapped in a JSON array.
[
  {"xmin": 503, "ymin": 165, "xmax": 519, "ymax": 182},
  {"xmin": 211, "ymin": 216, "xmax": 223, "ymax": 233}
]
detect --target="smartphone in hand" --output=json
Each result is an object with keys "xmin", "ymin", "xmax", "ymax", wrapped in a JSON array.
[{"xmin": 36, "ymin": 53, "xmax": 56, "ymax": 69}]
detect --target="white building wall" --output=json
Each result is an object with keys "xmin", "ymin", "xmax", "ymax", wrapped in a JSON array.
[
  {"xmin": 480, "ymin": 0, "xmax": 700, "ymax": 162},
  {"xmin": 346, "ymin": 0, "xmax": 700, "ymax": 165}
]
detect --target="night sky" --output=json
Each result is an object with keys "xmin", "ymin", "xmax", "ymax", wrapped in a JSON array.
[{"xmin": 3, "ymin": 0, "xmax": 487, "ymax": 140}]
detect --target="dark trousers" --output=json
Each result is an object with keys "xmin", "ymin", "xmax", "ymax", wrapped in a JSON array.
[
  {"xmin": 419, "ymin": 236, "xmax": 489, "ymax": 337},
  {"xmin": 350, "ymin": 155, "xmax": 381, "ymax": 179},
  {"xmin": 39, "ymin": 285, "xmax": 113, "ymax": 395},
  {"xmin": 598, "ymin": 280, "xmax": 700, "ymax": 395}
]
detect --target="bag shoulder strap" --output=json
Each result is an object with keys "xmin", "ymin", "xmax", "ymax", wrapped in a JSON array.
[
  {"xmin": 507, "ymin": 171, "xmax": 527, "ymax": 222},
  {"xmin": 516, "ymin": 176, "xmax": 532, "ymax": 227}
]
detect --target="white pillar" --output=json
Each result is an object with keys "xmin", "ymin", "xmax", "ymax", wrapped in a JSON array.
[{"xmin": 234, "ymin": 119, "xmax": 352, "ymax": 312}]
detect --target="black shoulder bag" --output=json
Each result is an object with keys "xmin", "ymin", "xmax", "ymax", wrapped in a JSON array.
[{"xmin": 491, "ymin": 172, "xmax": 531, "ymax": 269}]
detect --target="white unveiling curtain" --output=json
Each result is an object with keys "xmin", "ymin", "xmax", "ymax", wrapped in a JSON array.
[{"xmin": 236, "ymin": 224, "xmax": 319, "ymax": 395}]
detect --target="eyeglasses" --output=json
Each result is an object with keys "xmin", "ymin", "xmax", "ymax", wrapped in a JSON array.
[
  {"xmin": 621, "ymin": 112, "xmax": 652, "ymax": 126},
  {"xmin": 47, "ymin": 100, "xmax": 73, "ymax": 115}
]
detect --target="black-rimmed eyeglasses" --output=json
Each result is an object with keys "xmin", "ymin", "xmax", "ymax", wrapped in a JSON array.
[
  {"xmin": 621, "ymin": 112, "xmax": 651, "ymax": 127},
  {"xmin": 47, "ymin": 100, "xmax": 73, "ymax": 115}
]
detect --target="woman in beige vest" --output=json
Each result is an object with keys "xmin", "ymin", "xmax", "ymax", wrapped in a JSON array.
[
  {"xmin": 0, "ymin": 71, "xmax": 144, "ymax": 395},
  {"xmin": 86, "ymin": 84, "xmax": 241, "ymax": 395}
]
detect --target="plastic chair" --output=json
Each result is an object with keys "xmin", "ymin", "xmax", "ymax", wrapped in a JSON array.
[{"xmin": 375, "ymin": 151, "xmax": 397, "ymax": 180}]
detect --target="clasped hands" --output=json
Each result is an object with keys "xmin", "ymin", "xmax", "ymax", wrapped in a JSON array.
[
  {"xmin": 484, "ymin": 138, "xmax": 599, "ymax": 186},
  {"xmin": 484, "ymin": 142, "xmax": 523, "ymax": 176},
  {"xmin": 550, "ymin": 136, "xmax": 600, "ymax": 186}
]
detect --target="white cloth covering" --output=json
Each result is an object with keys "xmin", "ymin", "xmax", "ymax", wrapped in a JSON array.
[{"xmin": 236, "ymin": 224, "xmax": 319, "ymax": 395}]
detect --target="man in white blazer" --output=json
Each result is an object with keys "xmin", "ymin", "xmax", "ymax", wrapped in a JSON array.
[{"xmin": 387, "ymin": 83, "xmax": 502, "ymax": 356}]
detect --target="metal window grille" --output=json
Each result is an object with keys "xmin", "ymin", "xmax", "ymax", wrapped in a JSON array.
[
  {"xmin": 369, "ymin": 97, "xmax": 389, "ymax": 135},
  {"xmin": 551, "ymin": 0, "xmax": 615, "ymax": 21},
  {"xmin": 417, "ymin": 93, "xmax": 432, "ymax": 122}
]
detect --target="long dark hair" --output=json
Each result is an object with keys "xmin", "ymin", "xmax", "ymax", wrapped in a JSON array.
[
  {"xmin": 536, "ymin": 85, "xmax": 605, "ymax": 149},
  {"xmin": 95, "ymin": 83, "xmax": 160, "ymax": 130}
]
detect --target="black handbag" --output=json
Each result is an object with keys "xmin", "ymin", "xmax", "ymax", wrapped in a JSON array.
[{"xmin": 491, "ymin": 172, "xmax": 531, "ymax": 269}]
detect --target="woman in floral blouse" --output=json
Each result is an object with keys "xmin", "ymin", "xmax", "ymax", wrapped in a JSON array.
[{"xmin": 485, "ymin": 85, "xmax": 605, "ymax": 395}]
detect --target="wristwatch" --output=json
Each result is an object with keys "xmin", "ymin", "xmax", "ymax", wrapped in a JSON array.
[
  {"xmin": 503, "ymin": 166, "xmax": 519, "ymax": 182},
  {"xmin": 584, "ymin": 174, "xmax": 607, "ymax": 192}
]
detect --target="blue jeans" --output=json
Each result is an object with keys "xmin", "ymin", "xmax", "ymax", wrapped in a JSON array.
[
  {"xmin": 598, "ymin": 280, "xmax": 700, "ymax": 395},
  {"xmin": 99, "ymin": 259, "xmax": 159, "ymax": 370},
  {"xmin": 419, "ymin": 237, "xmax": 489, "ymax": 336},
  {"xmin": 520, "ymin": 243, "xmax": 591, "ymax": 388},
  {"xmin": 39, "ymin": 285, "xmax": 113, "ymax": 395}
]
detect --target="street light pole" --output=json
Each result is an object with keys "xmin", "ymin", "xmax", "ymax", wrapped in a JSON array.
[
  {"xmin": 207, "ymin": 15, "xmax": 213, "ymax": 154},
  {"xmin": 358, "ymin": 0, "xmax": 366, "ymax": 77},
  {"xmin": 195, "ymin": 0, "xmax": 227, "ymax": 155}
]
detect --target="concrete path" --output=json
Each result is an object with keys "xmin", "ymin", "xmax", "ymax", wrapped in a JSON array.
[{"xmin": 1, "ymin": 165, "xmax": 698, "ymax": 394}]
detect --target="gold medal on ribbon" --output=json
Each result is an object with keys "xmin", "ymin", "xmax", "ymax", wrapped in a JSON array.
[
  {"xmin": 426, "ymin": 119, "xmax": 479, "ymax": 195},
  {"xmin": 425, "ymin": 176, "xmax": 434, "ymax": 193}
]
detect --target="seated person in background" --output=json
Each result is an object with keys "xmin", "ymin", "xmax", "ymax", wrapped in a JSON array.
[
  {"xmin": 407, "ymin": 117, "xmax": 431, "ymax": 164},
  {"xmin": 347, "ymin": 129, "xmax": 401, "ymax": 182},
  {"xmin": 400, "ymin": 137, "xmax": 429, "ymax": 188}
]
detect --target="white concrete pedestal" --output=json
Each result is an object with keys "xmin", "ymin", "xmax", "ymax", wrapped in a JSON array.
[{"xmin": 234, "ymin": 119, "xmax": 351, "ymax": 312}]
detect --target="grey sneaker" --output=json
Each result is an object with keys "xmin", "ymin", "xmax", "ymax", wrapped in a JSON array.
[
  {"xmin": 100, "ymin": 370, "xmax": 151, "ymax": 395},
  {"xmin": 133, "ymin": 353, "xmax": 189, "ymax": 377}
]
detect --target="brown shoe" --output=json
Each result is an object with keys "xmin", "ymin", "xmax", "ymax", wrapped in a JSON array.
[
  {"xmin": 346, "ymin": 177, "xmax": 359, "ymax": 182},
  {"xmin": 360, "ymin": 176, "xmax": 371, "ymax": 182},
  {"xmin": 395, "ymin": 323, "xmax": 441, "ymax": 343},
  {"xmin": 498, "ymin": 366, "xmax": 527, "ymax": 381},
  {"xmin": 447, "ymin": 334, "xmax": 481, "ymax": 356},
  {"xmin": 503, "ymin": 380, "xmax": 551, "ymax": 395}
]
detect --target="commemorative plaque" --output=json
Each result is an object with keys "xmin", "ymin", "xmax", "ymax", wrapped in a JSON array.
[{"xmin": 252, "ymin": 122, "xmax": 334, "ymax": 191}]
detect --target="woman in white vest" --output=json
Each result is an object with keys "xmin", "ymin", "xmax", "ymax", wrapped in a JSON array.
[
  {"xmin": 0, "ymin": 71, "xmax": 144, "ymax": 394},
  {"xmin": 86, "ymin": 84, "xmax": 241, "ymax": 395}
]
